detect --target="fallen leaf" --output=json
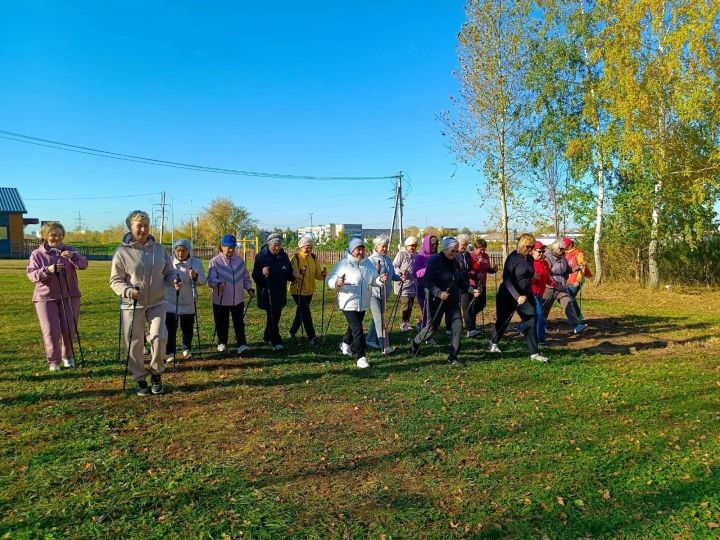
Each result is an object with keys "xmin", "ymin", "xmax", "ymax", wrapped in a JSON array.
[{"xmin": 556, "ymin": 496, "xmax": 565, "ymax": 506}]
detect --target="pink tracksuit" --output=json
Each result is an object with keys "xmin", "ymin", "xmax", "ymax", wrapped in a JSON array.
[{"xmin": 26, "ymin": 243, "xmax": 88, "ymax": 366}]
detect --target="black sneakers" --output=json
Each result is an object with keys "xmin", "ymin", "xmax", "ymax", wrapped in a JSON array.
[
  {"xmin": 150, "ymin": 374, "xmax": 163, "ymax": 395},
  {"xmin": 136, "ymin": 380, "xmax": 150, "ymax": 396}
]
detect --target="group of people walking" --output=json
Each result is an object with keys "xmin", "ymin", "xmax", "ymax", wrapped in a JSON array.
[{"xmin": 26, "ymin": 210, "xmax": 592, "ymax": 396}]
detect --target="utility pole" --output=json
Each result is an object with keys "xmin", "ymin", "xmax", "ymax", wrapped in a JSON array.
[
  {"xmin": 75, "ymin": 211, "xmax": 86, "ymax": 234},
  {"xmin": 388, "ymin": 171, "xmax": 405, "ymax": 249},
  {"xmin": 159, "ymin": 191, "xmax": 166, "ymax": 245}
]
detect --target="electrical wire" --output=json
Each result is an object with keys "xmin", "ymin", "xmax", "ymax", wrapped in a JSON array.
[{"xmin": 0, "ymin": 130, "xmax": 399, "ymax": 181}]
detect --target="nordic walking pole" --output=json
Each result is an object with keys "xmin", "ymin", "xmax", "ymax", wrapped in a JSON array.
[
  {"xmin": 211, "ymin": 282, "xmax": 224, "ymax": 346},
  {"xmin": 243, "ymin": 292, "xmax": 255, "ymax": 318},
  {"xmin": 388, "ymin": 278, "xmax": 406, "ymax": 333},
  {"xmin": 52, "ymin": 262, "xmax": 76, "ymax": 365},
  {"xmin": 320, "ymin": 268, "xmax": 327, "ymax": 340},
  {"xmin": 123, "ymin": 286, "xmax": 140, "ymax": 390},
  {"xmin": 321, "ymin": 273, "xmax": 343, "ymax": 345},
  {"xmin": 297, "ymin": 261, "xmax": 307, "ymax": 338},
  {"xmin": 173, "ymin": 274, "xmax": 181, "ymax": 371},
  {"xmin": 116, "ymin": 297, "xmax": 123, "ymax": 362},
  {"xmin": 263, "ymin": 267, "xmax": 277, "ymax": 348},
  {"xmin": 60, "ymin": 267, "xmax": 85, "ymax": 366},
  {"xmin": 191, "ymin": 277, "xmax": 202, "ymax": 359},
  {"xmin": 377, "ymin": 261, "xmax": 389, "ymax": 356},
  {"xmin": 413, "ymin": 292, "xmax": 447, "ymax": 355}
]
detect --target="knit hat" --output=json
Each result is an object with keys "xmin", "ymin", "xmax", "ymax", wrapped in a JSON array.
[
  {"xmin": 298, "ymin": 235, "xmax": 313, "ymax": 248},
  {"xmin": 348, "ymin": 237, "xmax": 365, "ymax": 253},
  {"xmin": 267, "ymin": 233, "xmax": 282, "ymax": 246},
  {"xmin": 562, "ymin": 237, "xmax": 573, "ymax": 248},
  {"xmin": 442, "ymin": 236, "xmax": 459, "ymax": 251},
  {"xmin": 221, "ymin": 234, "xmax": 237, "ymax": 248},
  {"xmin": 404, "ymin": 236, "xmax": 417, "ymax": 246},
  {"xmin": 174, "ymin": 239, "xmax": 192, "ymax": 252},
  {"xmin": 534, "ymin": 241, "xmax": 545, "ymax": 250}
]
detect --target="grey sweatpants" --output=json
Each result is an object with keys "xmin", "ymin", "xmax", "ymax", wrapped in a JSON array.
[
  {"xmin": 122, "ymin": 303, "xmax": 167, "ymax": 382},
  {"xmin": 542, "ymin": 288, "xmax": 580, "ymax": 328}
]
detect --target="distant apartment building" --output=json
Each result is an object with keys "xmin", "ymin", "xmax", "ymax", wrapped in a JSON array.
[{"xmin": 297, "ymin": 223, "xmax": 363, "ymax": 243}]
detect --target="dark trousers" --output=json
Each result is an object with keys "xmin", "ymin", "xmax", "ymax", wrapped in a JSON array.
[
  {"xmin": 263, "ymin": 307, "xmax": 284, "ymax": 346},
  {"xmin": 165, "ymin": 312, "xmax": 195, "ymax": 354},
  {"xmin": 491, "ymin": 288, "xmax": 538, "ymax": 355},
  {"xmin": 413, "ymin": 298, "xmax": 463, "ymax": 360},
  {"xmin": 475, "ymin": 287, "xmax": 487, "ymax": 314},
  {"xmin": 399, "ymin": 295, "xmax": 415, "ymax": 323},
  {"xmin": 289, "ymin": 294, "xmax": 316, "ymax": 339},
  {"xmin": 460, "ymin": 292, "xmax": 478, "ymax": 330},
  {"xmin": 213, "ymin": 303, "xmax": 247, "ymax": 347},
  {"xmin": 342, "ymin": 310, "xmax": 366, "ymax": 359}
]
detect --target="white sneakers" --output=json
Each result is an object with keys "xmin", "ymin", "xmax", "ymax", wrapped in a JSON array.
[
  {"xmin": 238, "ymin": 345, "xmax": 249, "ymax": 355},
  {"xmin": 166, "ymin": 354, "xmax": 175, "ymax": 364},
  {"xmin": 356, "ymin": 357, "xmax": 370, "ymax": 369},
  {"xmin": 62, "ymin": 357, "xmax": 76, "ymax": 368},
  {"xmin": 49, "ymin": 363, "xmax": 62, "ymax": 372},
  {"xmin": 383, "ymin": 346, "xmax": 396, "ymax": 355},
  {"xmin": 340, "ymin": 342, "xmax": 352, "ymax": 356},
  {"xmin": 217, "ymin": 344, "xmax": 226, "ymax": 352},
  {"xmin": 182, "ymin": 348, "xmax": 191, "ymax": 359},
  {"xmin": 530, "ymin": 353, "xmax": 549, "ymax": 363},
  {"xmin": 487, "ymin": 343, "xmax": 502, "ymax": 353}
]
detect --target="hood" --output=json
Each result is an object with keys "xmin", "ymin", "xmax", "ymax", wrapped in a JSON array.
[
  {"xmin": 421, "ymin": 234, "xmax": 437, "ymax": 256},
  {"xmin": 41, "ymin": 242, "xmax": 66, "ymax": 255},
  {"xmin": 259, "ymin": 244, "xmax": 285, "ymax": 258},
  {"xmin": 121, "ymin": 232, "xmax": 156, "ymax": 247}
]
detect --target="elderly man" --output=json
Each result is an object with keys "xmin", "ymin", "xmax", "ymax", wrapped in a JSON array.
[{"xmin": 410, "ymin": 237, "xmax": 481, "ymax": 367}]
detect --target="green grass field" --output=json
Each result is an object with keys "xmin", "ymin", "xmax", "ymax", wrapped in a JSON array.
[{"xmin": 1, "ymin": 260, "xmax": 719, "ymax": 539}]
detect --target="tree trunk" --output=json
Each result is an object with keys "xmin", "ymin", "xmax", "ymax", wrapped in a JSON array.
[
  {"xmin": 593, "ymin": 163, "xmax": 605, "ymax": 285},
  {"xmin": 647, "ymin": 178, "xmax": 662, "ymax": 288}
]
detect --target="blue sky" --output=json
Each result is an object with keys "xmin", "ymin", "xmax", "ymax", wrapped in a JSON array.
[{"xmin": 1, "ymin": 1, "xmax": 486, "ymax": 234}]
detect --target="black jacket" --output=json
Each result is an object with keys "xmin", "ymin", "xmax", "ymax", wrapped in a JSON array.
[
  {"xmin": 500, "ymin": 250, "xmax": 534, "ymax": 300},
  {"xmin": 424, "ymin": 252, "xmax": 474, "ymax": 305},
  {"xmin": 252, "ymin": 245, "xmax": 294, "ymax": 309}
]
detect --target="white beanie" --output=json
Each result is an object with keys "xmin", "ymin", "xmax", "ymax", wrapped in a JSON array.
[
  {"xmin": 298, "ymin": 235, "xmax": 313, "ymax": 248},
  {"xmin": 404, "ymin": 236, "xmax": 417, "ymax": 246},
  {"xmin": 348, "ymin": 237, "xmax": 365, "ymax": 253}
]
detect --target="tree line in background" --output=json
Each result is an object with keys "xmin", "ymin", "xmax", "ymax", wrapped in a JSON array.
[{"xmin": 444, "ymin": 0, "xmax": 720, "ymax": 288}]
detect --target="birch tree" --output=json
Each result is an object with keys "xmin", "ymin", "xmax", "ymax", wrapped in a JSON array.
[
  {"xmin": 598, "ymin": 0, "xmax": 720, "ymax": 288},
  {"xmin": 445, "ymin": 0, "xmax": 535, "ymax": 259}
]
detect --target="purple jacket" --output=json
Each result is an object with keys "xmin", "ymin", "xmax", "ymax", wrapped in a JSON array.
[
  {"xmin": 26, "ymin": 243, "xmax": 88, "ymax": 302},
  {"xmin": 207, "ymin": 252, "xmax": 252, "ymax": 306},
  {"xmin": 413, "ymin": 235, "xmax": 437, "ymax": 292}
]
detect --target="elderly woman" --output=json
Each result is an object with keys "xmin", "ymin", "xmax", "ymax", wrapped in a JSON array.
[
  {"xmin": 253, "ymin": 233, "xmax": 294, "ymax": 351},
  {"xmin": 367, "ymin": 234, "xmax": 403, "ymax": 353},
  {"xmin": 165, "ymin": 239, "xmax": 207, "ymax": 363},
  {"xmin": 110, "ymin": 210, "xmax": 181, "ymax": 395},
  {"xmin": 392, "ymin": 236, "xmax": 418, "ymax": 332},
  {"xmin": 288, "ymin": 235, "xmax": 326, "ymax": 346},
  {"xmin": 26, "ymin": 221, "xmax": 88, "ymax": 371},
  {"xmin": 542, "ymin": 240, "xmax": 588, "ymax": 334},
  {"xmin": 208, "ymin": 234, "xmax": 254, "ymax": 355},
  {"xmin": 414, "ymin": 234, "xmax": 439, "ymax": 332},
  {"xmin": 327, "ymin": 237, "xmax": 387, "ymax": 369},
  {"xmin": 486, "ymin": 233, "xmax": 548, "ymax": 363},
  {"xmin": 456, "ymin": 234, "xmax": 481, "ymax": 337},
  {"xmin": 410, "ymin": 237, "xmax": 481, "ymax": 367},
  {"xmin": 469, "ymin": 238, "xmax": 498, "ymax": 321}
]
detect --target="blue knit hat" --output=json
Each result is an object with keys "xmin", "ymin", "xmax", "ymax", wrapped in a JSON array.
[
  {"xmin": 348, "ymin": 237, "xmax": 365, "ymax": 254},
  {"xmin": 221, "ymin": 234, "xmax": 237, "ymax": 247},
  {"xmin": 174, "ymin": 239, "xmax": 191, "ymax": 251}
]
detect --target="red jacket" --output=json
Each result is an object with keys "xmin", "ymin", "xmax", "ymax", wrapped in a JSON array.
[
  {"xmin": 470, "ymin": 250, "xmax": 496, "ymax": 287},
  {"xmin": 532, "ymin": 258, "xmax": 553, "ymax": 297},
  {"xmin": 566, "ymin": 246, "xmax": 593, "ymax": 285}
]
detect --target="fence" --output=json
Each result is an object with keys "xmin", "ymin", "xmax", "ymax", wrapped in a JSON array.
[{"xmin": 19, "ymin": 239, "xmax": 503, "ymax": 268}]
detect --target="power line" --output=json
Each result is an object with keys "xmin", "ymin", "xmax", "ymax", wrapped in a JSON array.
[
  {"xmin": 0, "ymin": 129, "xmax": 399, "ymax": 181},
  {"xmin": 25, "ymin": 192, "xmax": 159, "ymax": 201}
]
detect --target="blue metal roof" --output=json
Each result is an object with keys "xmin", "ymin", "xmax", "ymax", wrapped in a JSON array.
[{"xmin": 0, "ymin": 187, "xmax": 27, "ymax": 213}]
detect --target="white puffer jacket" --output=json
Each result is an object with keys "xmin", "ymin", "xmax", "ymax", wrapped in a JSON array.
[{"xmin": 327, "ymin": 252, "xmax": 382, "ymax": 311}]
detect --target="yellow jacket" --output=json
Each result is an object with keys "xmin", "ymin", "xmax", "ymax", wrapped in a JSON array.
[{"xmin": 289, "ymin": 251, "xmax": 324, "ymax": 295}]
